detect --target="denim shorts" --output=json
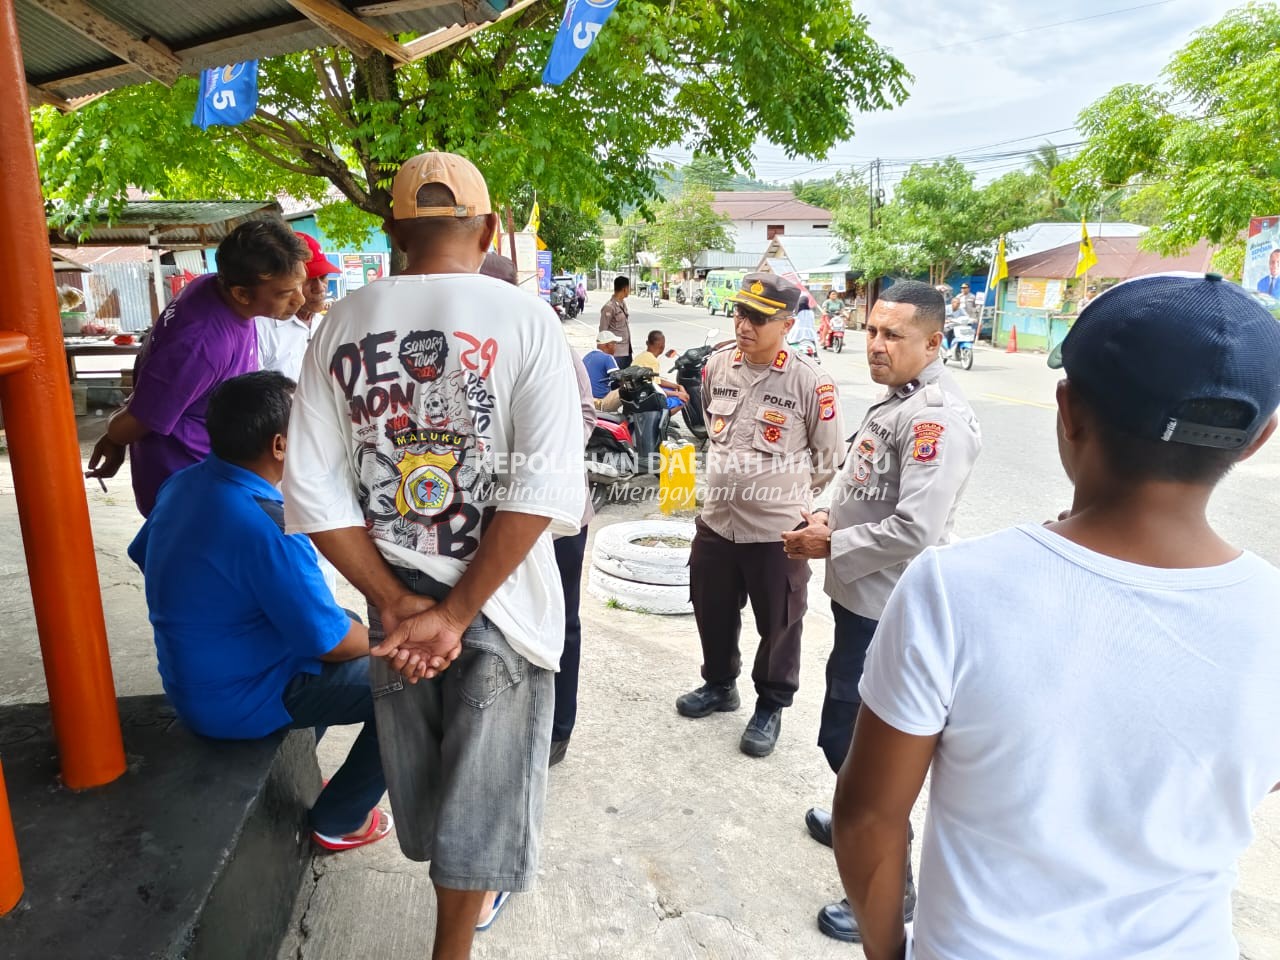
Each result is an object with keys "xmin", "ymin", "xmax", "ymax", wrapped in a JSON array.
[{"xmin": 368, "ymin": 567, "xmax": 554, "ymax": 892}]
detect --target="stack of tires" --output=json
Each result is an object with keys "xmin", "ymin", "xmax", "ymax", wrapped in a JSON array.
[{"xmin": 586, "ymin": 520, "xmax": 694, "ymax": 615}]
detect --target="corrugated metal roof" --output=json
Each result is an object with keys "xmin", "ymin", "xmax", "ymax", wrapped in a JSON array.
[
  {"xmin": 20, "ymin": 0, "xmax": 514, "ymax": 100},
  {"xmin": 1006, "ymin": 236, "xmax": 1216, "ymax": 280},
  {"xmin": 1004, "ymin": 221, "xmax": 1147, "ymax": 262},
  {"xmin": 51, "ymin": 200, "xmax": 283, "ymax": 247},
  {"xmin": 712, "ymin": 191, "xmax": 833, "ymax": 222}
]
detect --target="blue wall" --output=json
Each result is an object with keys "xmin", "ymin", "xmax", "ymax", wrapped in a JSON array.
[{"xmin": 286, "ymin": 214, "xmax": 390, "ymax": 256}]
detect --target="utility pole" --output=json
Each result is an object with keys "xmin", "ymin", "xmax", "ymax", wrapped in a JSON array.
[{"xmin": 866, "ymin": 158, "xmax": 884, "ymax": 315}]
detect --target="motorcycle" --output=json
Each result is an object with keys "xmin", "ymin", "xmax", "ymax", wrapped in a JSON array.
[
  {"xmin": 550, "ymin": 283, "xmax": 579, "ymax": 320},
  {"xmin": 650, "ymin": 286, "xmax": 661, "ymax": 308},
  {"xmin": 821, "ymin": 312, "xmax": 847, "ymax": 353},
  {"xmin": 675, "ymin": 286, "xmax": 687, "ymax": 305},
  {"xmin": 941, "ymin": 320, "xmax": 975, "ymax": 370},
  {"xmin": 585, "ymin": 415, "xmax": 638, "ymax": 512},
  {"xmin": 691, "ymin": 288, "xmax": 705, "ymax": 308},
  {"xmin": 669, "ymin": 330, "xmax": 720, "ymax": 441},
  {"xmin": 791, "ymin": 336, "xmax": 820, "ymax": 364}
]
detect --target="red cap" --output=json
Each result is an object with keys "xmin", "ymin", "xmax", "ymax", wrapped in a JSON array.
[{"xmin": 297, "ymin": 232, "xmax": 340, "ymax": 279}]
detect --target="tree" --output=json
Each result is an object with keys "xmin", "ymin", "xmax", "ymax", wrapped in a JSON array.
[
  {"xmin": 34, "ymin": 0, "xmax": 909, "ymax": 272},
  {"xmin": 1057, "ymin": 2, "xmax": 1280, "ymax": 274},
  {"xmin": 833, "ymin": 160, "xmax": 1039, "ymax": 282},
  {"xmin": 792, "ymin": 172, "xmax": 865, "ymax": 212},
  {"xmin": 646, "ymin": 187, "xmax": 731, "ymax": 273}
]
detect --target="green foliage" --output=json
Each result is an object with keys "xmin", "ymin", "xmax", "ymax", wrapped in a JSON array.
[
  {"xmin": 1058, "ymin": 3, "xmax": 1280, "ymax": 270},
  {"xmin": 34, "ymin": 0, "xmax": 908, "ymax": 267},
  {"xmin": 646, "ymin": 187, "xmax": 731, "ymax": 272},
  {"xmin": 833, "ymin": 160, "xmax": 1040, "ymax": 281},
  {"xmin": 792, "ymin": 172, "xmax": 864, "ymax": 212}
]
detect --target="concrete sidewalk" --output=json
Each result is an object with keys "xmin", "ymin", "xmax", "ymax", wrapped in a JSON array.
[{"xmin": 0, "ymin": 302, "xmax": 1275, "ymax": 959}]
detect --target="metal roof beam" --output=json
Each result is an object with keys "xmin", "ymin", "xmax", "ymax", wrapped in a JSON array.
[
  {"xmin": 285, "ymin": 0, "xmax": 411, "ymax": 62},
  {"xmin": 400, "ymin": 0, "xmax": 537, "ymax": 63},
  {"xmin": 26, "ymin": 81, "xmax": 71, "ymax": 112},
  {"xmin": 27, "ymin": 0, "xmax": 183, "ymax": 85},
  {"xmin": 355, "ymin": 0, "xmax": 460, "ymax": 14}
]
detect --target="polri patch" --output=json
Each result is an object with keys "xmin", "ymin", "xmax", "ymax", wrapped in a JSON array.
[
  {"xmin": 816, "ymin": 383, "xmax": 836, "ymax": 396},
  {"xmin": 911, "ymin": 421, "xmax": 945, "ymax": 462},
  {"xmin": 819, "ymin": 396, "xmax": 836, "ymax": 421}
]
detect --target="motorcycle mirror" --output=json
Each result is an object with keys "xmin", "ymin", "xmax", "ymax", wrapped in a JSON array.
[{"xmin": 704, "ymin": 328, "xmax": 720, "ymax": 344}]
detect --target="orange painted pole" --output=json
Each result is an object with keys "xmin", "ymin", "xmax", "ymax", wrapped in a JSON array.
[
  {"xmin": 0, "ymin": 761, "xmax": 22, "ymax": 915},
  {"xmin": 0, "ymin": 0, "xmax": 125, "ymax": 789}
]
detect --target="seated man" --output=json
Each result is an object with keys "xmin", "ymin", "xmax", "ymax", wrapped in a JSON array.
[
  {"xmin": 583, "ymin": 330, "xmax": 624, "ymax": 412},
  {"xmin": 128, "ymin": 371, "xmax": 390, "ymax": 852},
  {"xmin": 632, "ymin": 329, "xmax": 690, "ymax": 410}
]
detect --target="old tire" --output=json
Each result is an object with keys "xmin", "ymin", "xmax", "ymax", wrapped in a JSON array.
[
  {"xmin": 587, "ymin": 566, "xmax": 692, "ymax": 615},
  {"xmin": 592, "ymin": 520, "xmax": 694, "ymax": 586}
]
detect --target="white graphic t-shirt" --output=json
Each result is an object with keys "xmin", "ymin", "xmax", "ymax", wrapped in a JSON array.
[{"xmin": 283, "ymin": 273, "xmax": 585, "ymax": 669}]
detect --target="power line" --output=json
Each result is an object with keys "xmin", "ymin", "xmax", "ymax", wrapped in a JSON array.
[{"xmin": 897, "ymin": 0, "xmax": 1180, "ymax": 55}]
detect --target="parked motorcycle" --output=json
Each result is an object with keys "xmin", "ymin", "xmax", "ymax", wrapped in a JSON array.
[
  {"xmin": 675, "ymin": 286, "xmax": 687, "ymax": 305},
  {"xmin": 941, "ymin": 320, "xmax": 975, "ymax": 370},
  {"xmin": 670, "ymin": 335, "xmax": 718, "ymax": 441},
  {"xmin": 550, "ymin": 283, "xmax": 579, "ymax": 320},
  {"xmin": 585, "ymin": 415, "xmax": 638, "ymax": 511}
]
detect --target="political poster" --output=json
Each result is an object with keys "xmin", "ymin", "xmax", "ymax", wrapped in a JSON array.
[
  {"xmin": 537, "ymin": 251, "xmax": 553, "ymax": 301},
  {"xmin": 342, "ymin": 254, "xmax": 387, "ymax": 291},
  {"xmin": 1244, "ymin": 216, "xmax": 1280, "ymax": 298}
]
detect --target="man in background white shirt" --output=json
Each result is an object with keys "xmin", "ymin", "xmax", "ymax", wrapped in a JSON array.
[
  {"xmin": 833, "ymin": 274, "xmax": 1280, "ymax": 960},
  {"xmin": 256, "ymin": 232, "xmax": 339, "ymax": 380}
]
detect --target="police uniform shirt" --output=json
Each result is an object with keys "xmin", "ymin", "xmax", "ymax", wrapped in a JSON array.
[
  {"xmin": 825, "ymin": 358, "xmax": 981, "ymax": 619},
  {"xmin": 599, "ymin": 298, "xmax": 631, "ymax": 356},
  {"xmin": 700, "ymin": 346, "xmax": 845, "ymax": 543}
]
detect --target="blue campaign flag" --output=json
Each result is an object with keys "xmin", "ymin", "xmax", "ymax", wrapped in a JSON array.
[
  {"xmin": 541, "ymin": 0, "xmax": 619, "ymax": 86},
  {"xmin": 192, "ymin": 61, "xmax": 259, "ymax": 130}
]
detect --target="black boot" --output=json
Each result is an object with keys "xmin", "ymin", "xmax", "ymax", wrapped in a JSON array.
[
  {"xmin": 739, "ymin": 706, "xmax": 782, "ymax": 757},
  {"xmin": 804, "ymin": 807, "xmax": 832, "ymax": 847},
  {"xmin": 816, "ymin": 885, "xmax": 916, "ymax": 944},
  {"xmin": 676, "ymin": 681, "xmax": 740, "ymax": 718}
]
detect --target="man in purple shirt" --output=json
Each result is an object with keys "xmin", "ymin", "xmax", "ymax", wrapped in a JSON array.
[{"xmin": 87, "ymin": 220, "xmax": 309, "ymax": 515}]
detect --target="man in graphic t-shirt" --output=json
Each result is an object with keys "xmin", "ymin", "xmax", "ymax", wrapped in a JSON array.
[
  {"xmin": 283, "ymin": 152, "xmax": 584, "ymax": 957},
  {"xmin": 832, "ymin": 274, "xmax": 1280, "ymax": 960},
  {"xmin": 86, "ymin": 220, "xmax": 309, "ymax": 515}
]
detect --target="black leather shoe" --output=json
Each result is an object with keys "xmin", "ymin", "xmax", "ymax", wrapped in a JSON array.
[
  {"xmin": 676, "ymin": 682, "xmax": 740, "ymax": 718},
  {"xmin": 548, "ymin": 739, "xmax": 569, "ymax": 767},
  {"xmin": 739, "ymin": 706, "xmax": 782, "ymax": 757},
  {"xmin": 805, "ymin": 807, "xmax": 832, "ymax": 848},
  {"xmin": 816, "ymin": 890, "xmax": 917, "ymax": 944}
]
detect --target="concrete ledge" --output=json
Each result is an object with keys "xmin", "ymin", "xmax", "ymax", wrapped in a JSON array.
[{"xmin": 0, "ymin": 695, "xmax": 320, "ymax": 960}]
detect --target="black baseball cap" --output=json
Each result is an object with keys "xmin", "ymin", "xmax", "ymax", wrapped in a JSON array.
[
  {"xmin": 728, "ymin": 272, "xmax": 803, "ymax": 318},
  {"xmin": 1048, "ymin": 273, "xmax": 1280, "ymax": 449}
]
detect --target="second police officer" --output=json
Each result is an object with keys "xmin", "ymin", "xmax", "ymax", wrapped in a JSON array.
[
  {"xmin": 782, "ymin": 280, "xmax": 982, "ymax": 943},
  {"xmin": 677, "ymin": 273, "xmax": 845, "ymax": 757}
]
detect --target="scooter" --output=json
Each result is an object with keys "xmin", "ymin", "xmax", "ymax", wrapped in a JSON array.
[
  {"xmin": 691, "ymin": 288, "xmax": 705, "ymax": 308},
  {"xmin": 822, "ymin": 312, "xmax": 847, "ymax": 353},
  {"xmin": 613, "ymin": 364, "xmax": 670, "ymax": 473},
  {"xmin": 675, "ymin": 286, "xmax": 687, "ymax": 305},
  {"xmin": 941, "ymin": 320, "xmax": 975, "ymax": 370},
  {"xmin": 670, "ymin": 350, "xmax": 711, "ymax": 441},
  {"xmin": 650, "ymin": 287, "xmax": 661, "ymax": 308}
]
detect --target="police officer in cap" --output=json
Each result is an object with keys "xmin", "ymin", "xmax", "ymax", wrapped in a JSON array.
[
  {"xmin": 781, "ymin": 279, "xmax": 982, "ymax": 942},
  {"xmin": 677, "ymin": 273, "xmax": 845, "ymax": 757}
]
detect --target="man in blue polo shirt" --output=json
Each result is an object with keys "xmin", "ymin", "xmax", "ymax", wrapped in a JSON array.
[
  {"xmin": 128, "ymin": 371, "xmax": 391, "ymax": 852},
  {"xmin": 583, "ymin": 329, "xmax": 623, "ymax": 411}
]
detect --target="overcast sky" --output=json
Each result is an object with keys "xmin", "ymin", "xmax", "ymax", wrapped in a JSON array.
[{"xmin": 670, "ymin": 0, "xmax": 1240, "ymax": 188}]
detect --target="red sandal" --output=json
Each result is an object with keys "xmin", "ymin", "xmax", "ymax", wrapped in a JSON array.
[{"xmin": 312, "ymin": 807, "xmax": 394, "ymax": 852}]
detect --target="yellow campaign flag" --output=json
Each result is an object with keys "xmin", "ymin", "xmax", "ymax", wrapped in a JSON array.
[
  {"xmin": 1076, "ymin": 221, "xmax": 1098, "ymax": 278},
  {"xmin": 523, "ymin": 200, "xmax": 540, "ymax": 237},
  {"xmin": 994, "ymin": 235, "xmax": 1009, "ymax": 283}
]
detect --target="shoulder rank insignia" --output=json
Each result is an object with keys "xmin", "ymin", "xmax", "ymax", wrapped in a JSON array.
[
  {"xmin": 772, "ymin": 350, "xmax": 788, "ymax": 370},
  {"xmin": 732, "ymin": 349, "xmax": 744, "ymax": 365}
]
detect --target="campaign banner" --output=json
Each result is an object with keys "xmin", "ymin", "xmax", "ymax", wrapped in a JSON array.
[
  {"xmin": 342, "ymin": 254, "xmax": 387, "ymax": 291},
  {"xmin": 192, "ymin": 61, "xmax": 258, "ymax": 129},
  {"xmin": 1245, "ymin": 216, "xmax": 1280, "ymax": 297},
  {"xmin": 537, "ymin": 250, "xmax": 554, "ymax": 301},
  {"xmin": 542, "ymin": 0, "xmax": 619, "ymax": 86}
]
